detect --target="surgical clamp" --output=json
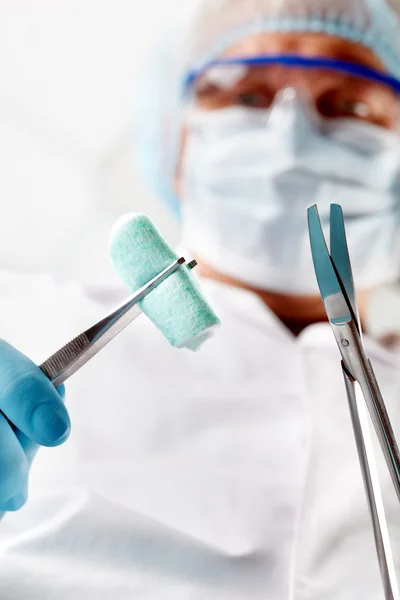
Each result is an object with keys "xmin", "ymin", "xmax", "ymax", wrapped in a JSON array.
[{"xmin": 308, "ymin": 204, "xmax": 400, "ymax": 600}]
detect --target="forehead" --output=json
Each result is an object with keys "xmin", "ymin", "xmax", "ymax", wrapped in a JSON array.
[{"xmin": 222, "ymin": 32, "xmax": 386, "ymax": 72}]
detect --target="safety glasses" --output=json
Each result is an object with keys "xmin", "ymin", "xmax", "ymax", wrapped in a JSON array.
[{"xmin": 185, "ymin": 54, "xmax": 400, "ymax": 130}]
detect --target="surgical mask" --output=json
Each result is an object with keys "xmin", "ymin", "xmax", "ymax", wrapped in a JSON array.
[{"xmin": 181, "ymin": 89, "xmax": 400, "ymax": 294}]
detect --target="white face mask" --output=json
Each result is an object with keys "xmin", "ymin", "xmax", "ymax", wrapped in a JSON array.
[{"xmin": 181, "ymin": 89, "xmax": 400, "ymax": 295}]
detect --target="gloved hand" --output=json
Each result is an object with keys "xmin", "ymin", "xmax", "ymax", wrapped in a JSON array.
[{"xmin": 0, "ymin": 340, "xmax": 70, "ymax": 512}]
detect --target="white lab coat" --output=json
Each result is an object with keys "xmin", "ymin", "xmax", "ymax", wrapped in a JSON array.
[{"xmin": 0, "ymin": 269, "xmax": 400, "ymax": 600}]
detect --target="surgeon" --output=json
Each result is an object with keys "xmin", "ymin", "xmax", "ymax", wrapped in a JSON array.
[{"xmin": 1, "ymin": 1, "xmax": 400, "ymax": 598}]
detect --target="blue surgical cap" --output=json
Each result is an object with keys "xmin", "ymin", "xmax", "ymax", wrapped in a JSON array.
[{"xmin": 134, "ymin": 0, "xmax": 400, "ymax": 217}]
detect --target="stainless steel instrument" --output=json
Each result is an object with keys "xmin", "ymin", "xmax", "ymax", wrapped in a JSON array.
[
  {"xmin": 40, "ymin": 257, "xmax": 197, "ymax": 387},
  {"xmin": 308, "ymin": 204, "xmax": 400, "ymax": 600}
]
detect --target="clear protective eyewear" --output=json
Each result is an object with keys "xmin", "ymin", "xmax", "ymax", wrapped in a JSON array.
[{"xmin": 185, "ymin": 54, "xmax": 400, "ymax": 130}]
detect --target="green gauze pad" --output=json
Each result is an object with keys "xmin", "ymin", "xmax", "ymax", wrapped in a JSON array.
[{"xmin": 109, "ymin": 213, "xmax": 220, "ymax": 351}]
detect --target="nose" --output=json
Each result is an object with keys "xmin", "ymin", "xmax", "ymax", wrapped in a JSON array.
[{"xmin": 267, "ymin": 87, "xmax": 321, "ymax": 141}]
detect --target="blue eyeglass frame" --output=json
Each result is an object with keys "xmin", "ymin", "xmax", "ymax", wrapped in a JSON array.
[{"xmin": 184, "ymin": 54, "xmax": 400, "ymax": 96}]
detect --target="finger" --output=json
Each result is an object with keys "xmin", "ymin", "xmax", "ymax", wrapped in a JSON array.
[
  {"xmin": 0, "ymin": 412, "xmax": 29, "ymax": 507},
  {"xmin": 56, "ymin": 384, "xmax": 66, "ymax": 401},
  {"xmin": 14, "ymin": 428, "xmax": 39, "ymax": 466},
  {"xmin": 12, "ymin": 383, "xmax": 67, "ymax": 465},
  {"xmin": 0, "ymin": 340, "xmax": 71, "ymax": 447}
]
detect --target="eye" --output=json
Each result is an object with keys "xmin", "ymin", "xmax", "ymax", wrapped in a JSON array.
[
  {"xmin": 317, "ymin": 90, "xmax": 371, "ymax": 120},
  {"xmin": 236, "ymin": 90, "xmax": 273, "ymax": 109},
  {"xmin": 339, "ymin": 100, "xmax": 370, "ymax": 118}
]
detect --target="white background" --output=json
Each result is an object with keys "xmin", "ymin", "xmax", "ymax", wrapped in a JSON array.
[{"xmin": 0, "ymin": 0, "xmax": 181, "ymax": 285}]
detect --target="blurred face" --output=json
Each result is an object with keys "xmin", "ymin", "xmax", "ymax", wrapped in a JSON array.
[
  {"xmin": 176, "ymin": 31, "xmax": 400, "ymax": 303},
  {"xmin": 177, "ymin": 32, "xmax": 399, "ymax": 187}
]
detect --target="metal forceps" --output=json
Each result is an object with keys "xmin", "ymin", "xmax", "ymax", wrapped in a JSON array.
[
  {"xmin": 308, "ymin": 204, "xmax": 400, "ymax": 600},
  {"xmin": 40, "ymin": 257, "xmax": 197, "ymax": 388}
]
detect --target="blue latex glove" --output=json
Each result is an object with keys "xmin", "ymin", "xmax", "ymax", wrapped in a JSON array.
[{"xmin": 0, "ymin": 340, "xmax": 70, "ymax": 512}]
